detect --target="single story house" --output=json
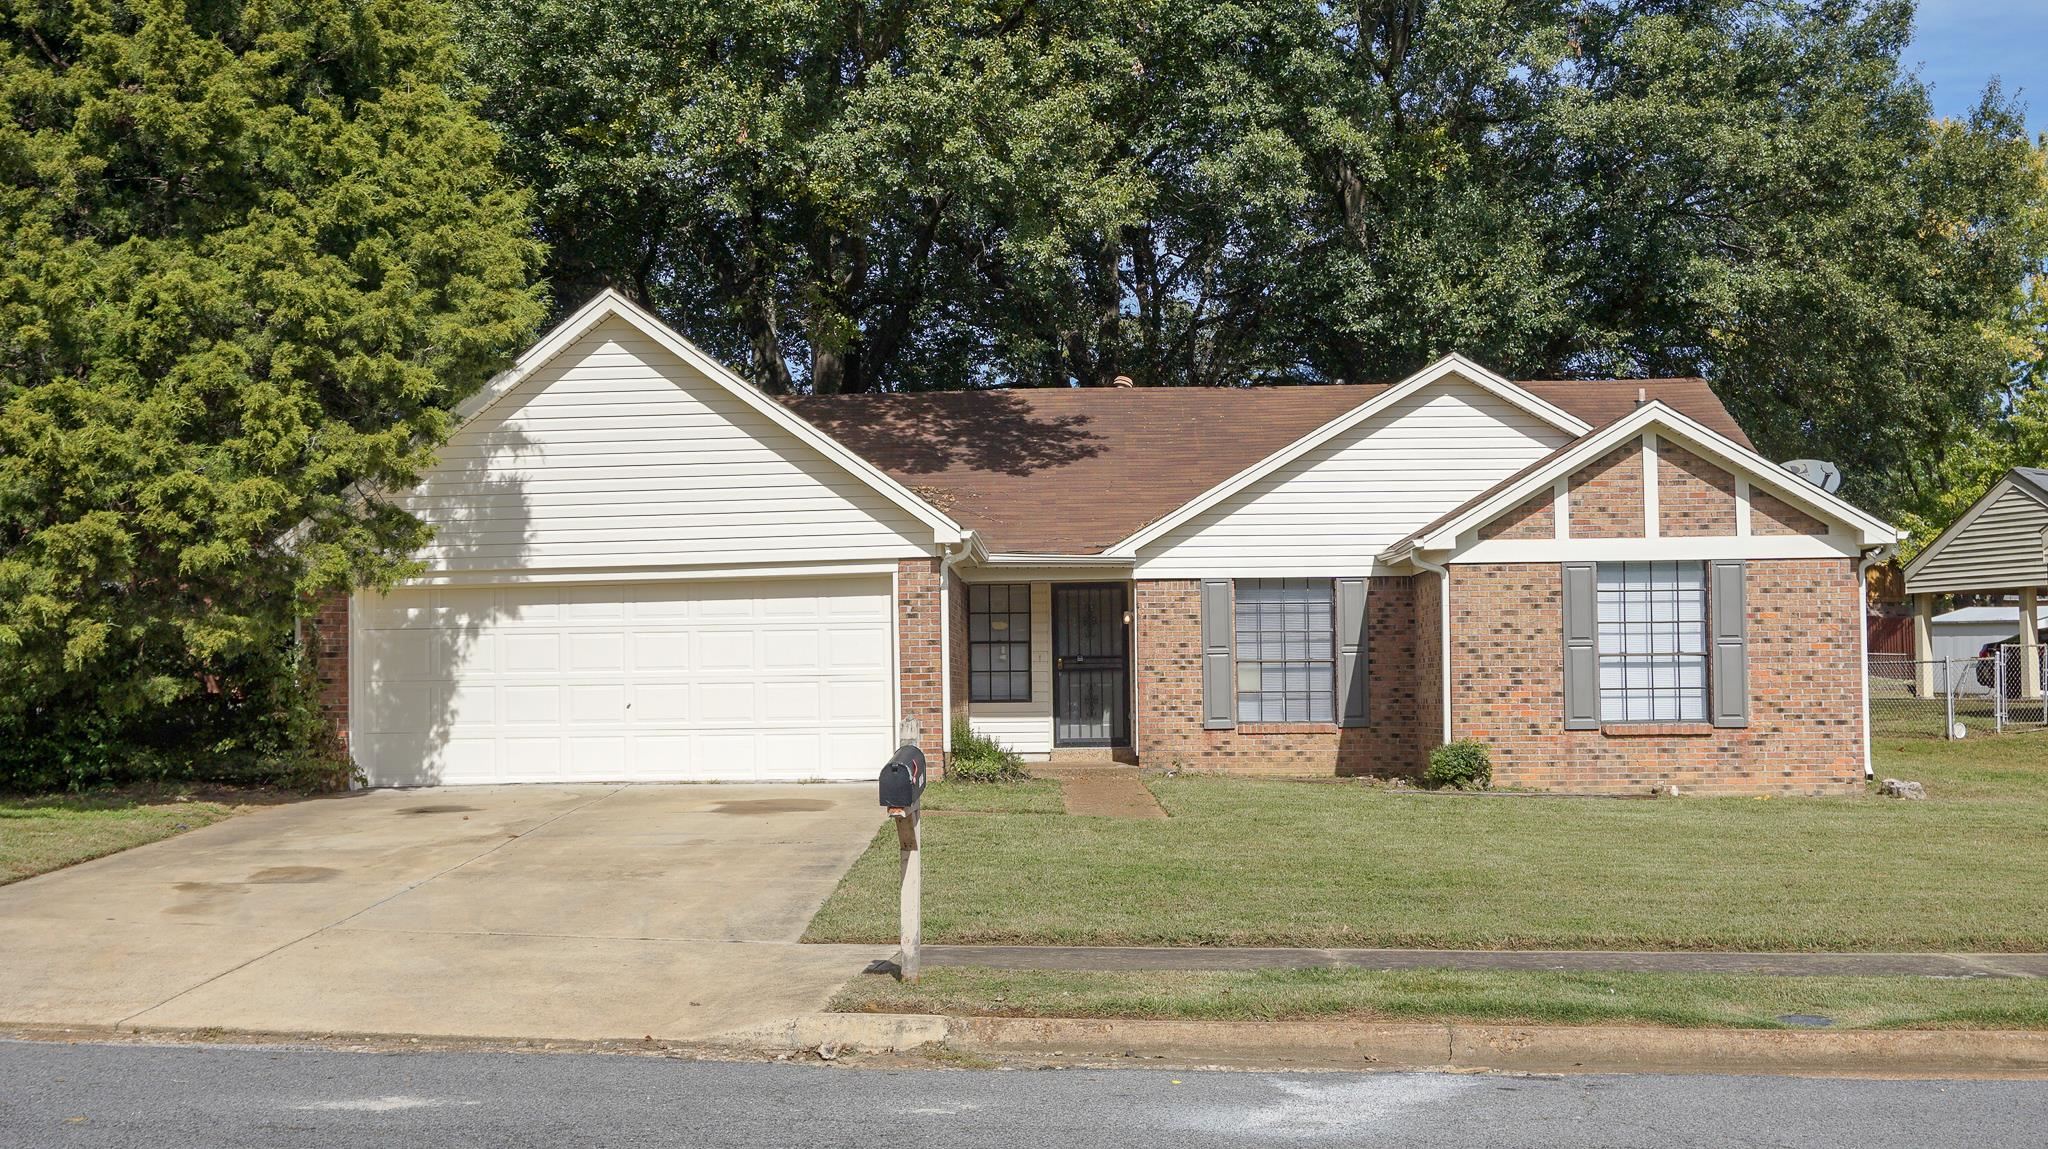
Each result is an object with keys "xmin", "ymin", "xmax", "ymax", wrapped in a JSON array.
[{"xmin": 312, "ymin": 292, "xmax": 1901, "ymax": 795}]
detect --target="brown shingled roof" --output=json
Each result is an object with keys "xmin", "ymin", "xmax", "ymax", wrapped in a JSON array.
[{"xmin": 786, "ymin": 379, "xmax": 1746, "ymax": 555}]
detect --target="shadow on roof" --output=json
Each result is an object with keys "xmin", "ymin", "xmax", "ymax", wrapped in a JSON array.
[{"xmin": 794, "ymin": 390, "xmax": 1106, "ymax": 477}]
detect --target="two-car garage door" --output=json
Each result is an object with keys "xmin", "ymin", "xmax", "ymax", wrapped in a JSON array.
[{"xmin": 351, "ymin": 576, "xmax": 895, "ymax": 786}]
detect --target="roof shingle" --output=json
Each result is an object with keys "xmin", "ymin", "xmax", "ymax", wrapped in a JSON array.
[{"xmin": 787, "ymin": 379, "xmax": 1747, "ymax": 554}]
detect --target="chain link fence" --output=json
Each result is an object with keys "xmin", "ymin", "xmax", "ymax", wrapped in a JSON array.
[{"xmin": 1870, "ymin": 646, "xmax": 2048, "ymax": 738}]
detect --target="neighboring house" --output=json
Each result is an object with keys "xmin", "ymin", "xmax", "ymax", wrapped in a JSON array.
[
  {"xmin": 1903, "ymin": 468, "xmax": 2048, "ymax": 702},
  {"xmin": 314, "ymin": 292, "xmax": 1900, "ymax": 795}
]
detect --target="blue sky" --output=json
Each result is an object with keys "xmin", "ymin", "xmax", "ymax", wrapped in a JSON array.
[{"xmin": 1908, "ymin": 0, "xmax": 2046, "ymax": 130}]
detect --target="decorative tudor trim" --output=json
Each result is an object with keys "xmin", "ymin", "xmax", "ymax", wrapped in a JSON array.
[
  {"xmin": 1381, "ymin": 402, "xmax": 1901, "ymax": 564},
  {"xmin": 453, "ymin": 290, "xmax": 965, "ymax": 546},
  {"xmin": 1104, "ymin": 354, "xmax": 1594, "ymax": 557}
]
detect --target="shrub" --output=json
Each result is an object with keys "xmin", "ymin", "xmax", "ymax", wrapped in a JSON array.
[
  {"xmin": 1425, "ymin": 740, "xmax": 1492, "ymax": 791},
  {"xmin": 947, "ymin": 719, "xmax": 1030, "ymax": 783}
]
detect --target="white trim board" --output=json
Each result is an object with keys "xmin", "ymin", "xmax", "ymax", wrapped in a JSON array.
[
  {"xmin": 1384, "ymin": 401, "xmax": 1900, "ymax": 562},
  {"xmin": 454, "ymin": 290, "xmax": 963, "ymax": 546},
  {"xmin": 1454, "ymin": 535, "xmax": 1861, "ymax": 564},
  {"xmin": 1106, "ymin": 354, "xmax": 1593, "ymax": 557}
]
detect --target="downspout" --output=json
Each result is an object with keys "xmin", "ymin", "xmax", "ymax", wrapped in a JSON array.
[
  {"xmin": 1411, "ymin": 554, "xmax": 1454, "ymax": 743},
  {"xmin": 937, "ymin": 539, "xmax": 969, "ymax": 762},
  {"xmin": 1858, "ymin": 543, "xmax": 1898, "ymax": 780}
]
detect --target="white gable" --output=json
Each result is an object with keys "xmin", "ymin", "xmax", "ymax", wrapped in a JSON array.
[
  {"xmin": 404, "ymin": 316, "xmax": 933, "ymax": 573},
  {"xmin": 1133, "ymin": 379, "xmax": 1575, "ymax": 577}
]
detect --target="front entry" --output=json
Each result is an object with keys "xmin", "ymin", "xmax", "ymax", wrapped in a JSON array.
[{"xmin": 1052, "ymin": 583, "xmax": 1130, "ymax": 747}]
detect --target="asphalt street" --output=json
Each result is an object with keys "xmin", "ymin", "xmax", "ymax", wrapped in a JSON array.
[{"xmin": 3, "ymin": 1039, "xmax": 2044, "ymax": 1148}]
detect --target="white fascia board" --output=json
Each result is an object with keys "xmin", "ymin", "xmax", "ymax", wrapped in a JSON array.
[
  {"xmin": 450, "ymin": 289, "xmax": 964, "ymax": 546},
  {"xmin": 1455, "ymin": 535, "xmax": 1860, "ymax": 564},
  {"xmin": 1902, "ymin": 474, "xmax": 2044, "ymax": 584},
  {"xmin": 1103, "ymin": 354, "xmax": 1594, "ymax": 557},
  {"xmin": 1396, "ymin": 401, "xmax": 1900, "ymax": 559}
]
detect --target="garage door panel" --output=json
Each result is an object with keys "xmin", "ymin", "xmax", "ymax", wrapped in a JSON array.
[
  {"xmin": 568, "ymin": 685, "xmax": 626, "ymax": 724},
  {"xmin": 631, "ymin": 684, "xmax": 691, "ymax": 723},
  {"xmin": 568, "ymin": 632, "xmax": 626, "ymax": 672},
  {"xmin": 500, "ymin": 685, "xmax": 562, "ymax": 724},
  {"xmin": 500, "ymin": 633, "xmax": 562, "ymax": 673},
  {"xmin": 762, "ymin": 630, "xmax": 821, "ymax": 669},
  {"xmin": 633, "ymin": 632, "xmax": 691, "ymax": 671},
  {"xmin": 761, "ymin": 680, "xmax": 822, "ymax": 721},
  {"xmin": 827, "ymin": 627, "xmax": 889, "ymax": 671},
  {"xmin": 355, "ymin": 575, "xmax": 894, "ymax": 785}
]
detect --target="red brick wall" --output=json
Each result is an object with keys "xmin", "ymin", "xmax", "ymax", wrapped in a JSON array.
[
  {"xmin": 1447, "ymin": 560, "xmax": 1864, "ymax": 795},
  {"xmin": 1569, "ymin": 442, "xmax": 1645, "ymax": 538},
  {"xmin": 1132, "ymin": 577, "xmax": 1426, "ymax": 776},
  {"xmin": 308, "ymin": 593, "xmax": 351, "ymax": 751},
  {"xmin": 1753, "ymin": 490, "xmax": 1829, "ymax": 536},
  {"xmin": 1415, "ymin": 569, "xmax": 1444, "ymax": 759},
  {"xmin": 1480, "ymin": 492, "xmax": 1554, "ymax": 540},
  {"xmin": 896, "ymin": 557, "xmax": 947, "ymax": 756},
  {"xmin": 1659, "ymin": 445, "xmax": 1737, "ymax": 536}
]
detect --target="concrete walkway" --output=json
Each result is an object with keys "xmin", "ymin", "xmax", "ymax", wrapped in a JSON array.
[
  {"xmin": 0, "ymin": 784, "xmax": 891, "ymax": 1042},
  {"xmin": 922, "ymin": 945, "xmax": 2048, "ymax": 978}
]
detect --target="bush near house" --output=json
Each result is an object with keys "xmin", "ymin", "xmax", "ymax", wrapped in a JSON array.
[
  {"xmin": 1425, "ymin": 740, "xmax": 1492, "ymax": 790},
  {"xmin": 946, "ymin": 720, "xmax": 1030, "ymax": 783}
]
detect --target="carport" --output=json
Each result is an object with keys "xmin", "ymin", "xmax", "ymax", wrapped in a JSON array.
[{"xmin": 1904, "ymin": 467, "xmax": 2048, "ymax": 700}]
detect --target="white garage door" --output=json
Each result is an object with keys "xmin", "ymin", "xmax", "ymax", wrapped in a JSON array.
[{"xmin": 352, "ymin": 576, "xmax": 895, "ymax": 786}]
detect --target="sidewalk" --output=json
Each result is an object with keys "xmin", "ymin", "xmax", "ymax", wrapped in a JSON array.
[{"xmin": 921, "ymin": 945, "xmax": 2048, "ymax": 978}]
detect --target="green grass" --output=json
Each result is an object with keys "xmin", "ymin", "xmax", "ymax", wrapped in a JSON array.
[
  {"xmin": 0, "ymin": 792, "xmax": 245, "ymax": 884},
  {"xmin": 833, "ymin": 966, "xmax": 2048, "ymax": 1030},
  {"xmin": 804, "ymin": 739, "xmax": 2048, "ymax": 951},
  {"xmin": 921, "ymin": 778, "xmax": 1066, "ymax": 815}
]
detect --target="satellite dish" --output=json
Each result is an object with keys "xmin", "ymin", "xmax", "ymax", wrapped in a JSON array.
[{"xmin": 1781, "ymin": 459, "xmax": 1842, "ymax": 494}]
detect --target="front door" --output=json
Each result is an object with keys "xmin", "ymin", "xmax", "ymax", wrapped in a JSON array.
[{"xmin": 1052, "ymin": 583, "xmax": 1130, "ymax": 747}]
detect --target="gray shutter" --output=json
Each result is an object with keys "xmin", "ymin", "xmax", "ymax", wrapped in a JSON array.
[
  {"xmin": 1710, "ymin": 559, "xmax": 1749, "ymax": 727},
  {"xmin": 1562, "ymin": 562, "xmax": 1599, "ymax": 730},
  {"xmin": 1201, "ymin": 579, "xmax": 1235, "ymax": 729},
  {"xmin": 1336, "ymin": 577, "xmax": 1370, "ymax": 727}
]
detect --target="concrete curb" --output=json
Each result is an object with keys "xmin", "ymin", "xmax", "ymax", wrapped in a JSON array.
[{"xmin": 720, "ymin": 1013, "xmax": 2048, "ymax": 1078}]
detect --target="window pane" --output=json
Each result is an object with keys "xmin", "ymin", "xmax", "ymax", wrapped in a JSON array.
[
  {"xmin": 969, "ymin": 584, "xmax": 1032, "ymax": 702},
  {"xmin": 1595, "ymin": 562, "xmax": 1708, "ymax": 724},
  {"xmin": 1232, "ymin": 579, "xmax": 1338, "ymax": 724}
]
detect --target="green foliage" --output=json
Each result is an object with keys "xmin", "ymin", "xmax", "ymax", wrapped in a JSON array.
[
  {"xmin": 456, "ymin": 0, "xmax": 2047, "ymax": 544},
  {"xmin": 1425, "ymin": 740, "xmax": 1492, "ymax": 791},
  {"xmin": 947, "ymin": 718, "xmax": 1030, "ymax": 783},
  {"xmin": 0, "ymin": 0, "xmax": 546, "ymax": 788}
]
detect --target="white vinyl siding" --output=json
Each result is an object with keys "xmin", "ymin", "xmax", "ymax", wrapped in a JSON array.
[
  {"xmin": 965, "ymin": 581, "xmax": 1055, "ymax": 758},
  {"xmin": 1908, "ymin": 482, "xmax": 2048, "ymax": 593},
  {"xmin": 404, "ymin": 316, "xmax": 930, "ymax": 573},
  {"xmin": 352, "ymin": 576, "xmax": 894, "ymax": 786},
  {"xmin": 1134, "ymin": 380, "xmax": 1573, "ymax": 577}
]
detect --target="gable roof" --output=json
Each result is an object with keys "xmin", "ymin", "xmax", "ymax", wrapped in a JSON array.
[
  {"xmin": 790, "ymin": 374, "xmax": 1749, "ymax": 555},
  {"xmin": 1903, "ymin": 468, "xmax": 2048, "ymax": 592},
  {"xmin": 457, "ymin": 290, "xmax": 964, "ymax": 545},
  {"xmin": 1379, "ymin": 400, "xmax": 1900, "ymax": 562}
]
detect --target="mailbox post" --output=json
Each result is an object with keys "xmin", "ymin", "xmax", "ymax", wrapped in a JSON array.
[{"xmin": 878, "ymin": 740, "xmax": 928, "ymax": 982}]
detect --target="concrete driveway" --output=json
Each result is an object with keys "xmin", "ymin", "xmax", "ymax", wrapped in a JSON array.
[{"xmin": 0, "ymin": 784, "xmax": 890, "ymax": 1042}]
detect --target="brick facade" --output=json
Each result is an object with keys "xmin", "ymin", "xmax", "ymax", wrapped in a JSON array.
[
  {"xmin": 1568, "ymin": 444, "xmax": 1645, "ymax": 538},
  {"xmin": 896, "ymin": 557, "xmax": 948, "ymax": 756},
  {"xmin": 1480, "ymin": 492, "xmax": 1554, "ymax": 540},
  {"xmin": 1659, "ymin": 444, "xmax": 1737, "ymax": 536},
  {"xmin": 308, "ymin": 593, "xmax": 351, "ymax": 752},
  {"xmin": 1447, "ymin": 560, "xmax": 1864, "ymax": 795},
  {"xmin": 1753, "ymin": 490, "xmax": 1829, "ymax": 536},
  {"xmin": 1132, "ymin": 577, "xmax": 1425, "ymax": 776}
]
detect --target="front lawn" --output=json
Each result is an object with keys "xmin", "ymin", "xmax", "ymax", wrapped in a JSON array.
[
  {"xmin": 833, "ymin": 966, "xmax": 2048, "ymax": 1030},
  {"xmin": 804, "ymin": 737, "xmax": 2048, "ymax": 951},
  {"xmin": 0, "ymin": 791, "xmax": 249, "ymax": 884}
]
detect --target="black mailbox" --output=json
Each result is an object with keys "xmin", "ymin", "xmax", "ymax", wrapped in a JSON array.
[{"xmin": 878, "ymin": 744, "xmax": 928, "ymax": 809}]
